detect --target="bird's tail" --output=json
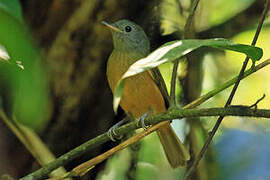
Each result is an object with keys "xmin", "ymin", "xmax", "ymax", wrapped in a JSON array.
[{"xmin": 157, "ymin": 122, "xmax": 190, "ymax": 168}]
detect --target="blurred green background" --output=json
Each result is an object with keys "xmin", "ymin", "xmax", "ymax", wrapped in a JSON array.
[{"xmin": 0, "ymin": 0, "xmax": 269, "ymax": 179}]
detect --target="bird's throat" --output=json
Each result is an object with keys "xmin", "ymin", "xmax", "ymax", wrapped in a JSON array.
[{"xmin": 106, "ymin": 49, "xmax": 146, "ymax": 92}]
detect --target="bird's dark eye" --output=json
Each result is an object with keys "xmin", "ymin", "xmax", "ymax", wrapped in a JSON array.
[{"xmin": 125, "ymin": 26, "xmax": 132, "ymax": 32}]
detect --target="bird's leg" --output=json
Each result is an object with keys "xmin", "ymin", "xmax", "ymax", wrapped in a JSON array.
[
  {"xmin": 107, "ymin": 116, "xmax": 130, "ymax": 141},
  {"xmin": 137, "ymin": 109, "xmax": 153, "ymax": 130}
]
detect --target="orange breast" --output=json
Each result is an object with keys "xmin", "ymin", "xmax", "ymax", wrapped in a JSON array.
[{"xmin": 106, "ymin": 50, "xmax": 166, "ymax": 118}]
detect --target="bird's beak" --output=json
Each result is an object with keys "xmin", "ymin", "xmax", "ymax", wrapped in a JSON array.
[{"xmin": 102, "ymin": 21, "xmax": 123, "ymax": 33}]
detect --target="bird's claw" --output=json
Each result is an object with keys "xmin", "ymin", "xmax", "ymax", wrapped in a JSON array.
[
  {"xmin": 137, "ymin": 111, "xmax": 152, "ymax": 130},
  {"xmin": 107, "ymin": 127, "xmax": 121, "ymax": 142},
  {"xmin": 107, "ymin": 118, "xmax": 128, "ymax": 141}
]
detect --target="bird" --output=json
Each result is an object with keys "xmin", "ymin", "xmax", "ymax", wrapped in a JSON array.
[{"xmin": 103, "ymin": 19, "xmax": 190, "ymax": 168}]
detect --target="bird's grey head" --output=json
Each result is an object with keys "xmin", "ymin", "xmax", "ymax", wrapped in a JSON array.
[{"xmin": 103, "ymin": 19, "xmax": 150, "ymax": 55}]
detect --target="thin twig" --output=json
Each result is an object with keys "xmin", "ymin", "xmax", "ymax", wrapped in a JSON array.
[
  {"xmin": 170, "ymin": 58, "xmax": 180, "ymax": 106},
  {"xmin": 183, "ymin": 0, "xmax": 200, "ymax": 38},
  {"xmin": 185, "ymin": 1, "xmax": 270, "ymax": 179},
  {"xmin": 249, "ymin": 94, "xmax": 266, "ymax": 109},
  {"xmin": 20, "ymin": 58, "xmax": 270, "ymax": 180},
  {"xmin": 170, "ymin": 0, "xmax": 201, "ymax": 106}
]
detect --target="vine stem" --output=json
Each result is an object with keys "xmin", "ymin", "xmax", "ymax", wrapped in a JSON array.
[
  {"xmin": 170, "ymin": 0, "xmax": 201, "ymax": 106},
  {"xmin": 185, "ymin": 1, "xmax": 270, "ymax": 179}
]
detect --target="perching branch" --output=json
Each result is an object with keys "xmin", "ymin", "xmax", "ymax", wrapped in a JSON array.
[
  {"xmin": 20, "ymin": 57, "xmax": 270, "ymax": 180},
  {"xmin": 185, "ymin": 1, "xmax": 270, "ymax": 179},
  {"xmin": 56, "ymin": 105, "xmax": 270, "ymax": 179},
  {"xmin": 22, "ymin": 105, "xmax": 270, "ymax": 180}
]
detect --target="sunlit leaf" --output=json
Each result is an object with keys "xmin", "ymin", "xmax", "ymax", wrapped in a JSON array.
[
  {"xmin": 113, "ymin": 38, "xmax": 263, "ymax": 112},
  {"xmin": 0, "ymin": 45, "xmax": 9, "ymax": 61}
]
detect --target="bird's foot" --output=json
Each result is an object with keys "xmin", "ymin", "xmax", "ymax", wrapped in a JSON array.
[
  {"xmin": 107, "ymin": 118, "xmax": 128, "ymax": 141},
  {"xmin": 137, "ymin": 110, "xmax": 153, "ymax": 130}
]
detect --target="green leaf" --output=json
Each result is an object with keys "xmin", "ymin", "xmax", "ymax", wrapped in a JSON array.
[
  {"xmin": 0, "ymin": 0, "xmax": 23, "ymax": 23},
  {"xmin": 0, "ymin": 6, "xmax": 49, "ymax": 129},
  {"xmin": 113, "ymin": 38, "xmax": 263, "ymax": 112}
]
